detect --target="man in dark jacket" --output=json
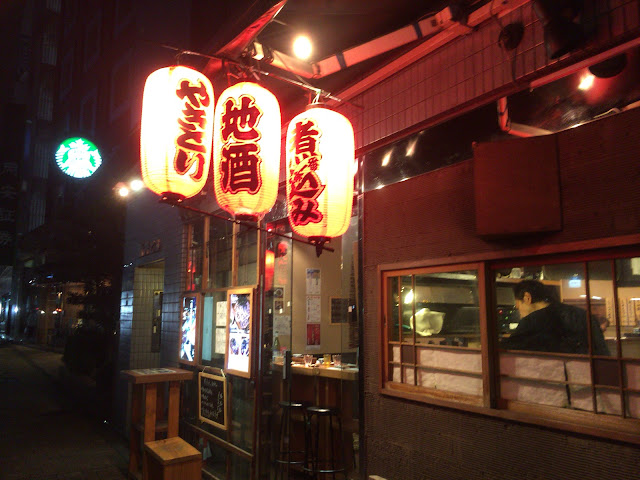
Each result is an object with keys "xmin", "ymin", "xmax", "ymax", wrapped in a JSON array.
[{"xmin": 500, "ymin": 279, "xmax": 609, "ymax": 355}]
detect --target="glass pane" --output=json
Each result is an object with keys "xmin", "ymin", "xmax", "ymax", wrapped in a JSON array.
[
  {"xmin": 596, "ymin": 387, "xmax": 623, "ymax": 416},
  {"xmin": 399, "ymin": 276, "xmax": 413, "ymax": 343},
  {"xmin": 237, "ymin": 225, "xmax": 257, "ymax": 286},
  {"xmin": 208, "ymin": 216, "xmax": 233, "ymax": 288},
  {"xmin": 412, "ymin": 270, "xmax": 480, "ymax": 348},
  {"xmin": 626, "ymin": 391, "xmax": 640, "ymax": 419},
  {"xmin": 588, "ymin": 260, "xmax": 618, "ymax": 356},
  {"xmin": 387, "ymin": 276, "xmax": 399, "ymax": 342},
  {"xmin": 497, "ymin": 263, "xmax": 608, "ymax": 355},
  {"xmin": 186, "ymin": 221, "xmax": 204, "ymax": 291},
  {"xmin": 615, "ymin": 257, "xmax": 640, "ymax": 359},
  {"xmin": 416, "ymin": 348, "xmax": 482, "ymax": 396},
  {"xmin": 201, "ymin": 292, "xmax": 227, "ymax": 368}
]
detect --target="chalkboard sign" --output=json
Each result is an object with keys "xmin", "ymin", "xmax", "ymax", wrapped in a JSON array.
[{"xmin": 198, "ymin": 372, "xmax": 227, "ymax": 430}]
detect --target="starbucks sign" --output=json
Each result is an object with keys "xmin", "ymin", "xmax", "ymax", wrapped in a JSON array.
[{"xmin": 55, "ymin": 137, "xmax": 102, "ymax": 178}]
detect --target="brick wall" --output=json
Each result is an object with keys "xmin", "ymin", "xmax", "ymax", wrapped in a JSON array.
[{"xmin": 361, "ymin": 74, "xmax": 640, "ymax": 480}]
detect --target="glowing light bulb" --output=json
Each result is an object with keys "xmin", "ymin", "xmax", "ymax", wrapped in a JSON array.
[
  {"xmin": 578, "ymin": 73, "xmax": 595, "ymax": 91},
  {"xmin": 293, "ymin": 35, "xmax": 312, "ymax": 60}
]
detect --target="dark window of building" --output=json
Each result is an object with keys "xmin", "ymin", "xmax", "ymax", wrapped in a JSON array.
[{"xmin": 83, "ymin": 13, "xmax": 101, "ymax": 71}]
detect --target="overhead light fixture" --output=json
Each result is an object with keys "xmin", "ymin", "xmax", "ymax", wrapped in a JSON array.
[
  {"xmin": 381, "ymin": 150, "xmax": 392, "ymax": 167},
  {"xmin": 533, "ymin": 0, "xmax": 585, "ymax": 59},
  {"xmin": 292, "ymin": 35, "xmax": 312, "ymax": 60},
  {"xmin": 588, "ymin": 53, "xmax": 627, "ymax": 78},
  {"xmin": 578, "ymin": 73, "xmax": 595, "ymax": 91}
]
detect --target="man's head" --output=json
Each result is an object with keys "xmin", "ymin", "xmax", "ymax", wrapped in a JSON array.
[{"xmin": 513, "ymin": 280, "xmax": 550, "ymax": 318}]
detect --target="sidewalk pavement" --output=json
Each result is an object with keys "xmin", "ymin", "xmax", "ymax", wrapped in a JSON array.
[{"xmin": 0, "ymin": 340, "xmax": 129, "ymax": 480}]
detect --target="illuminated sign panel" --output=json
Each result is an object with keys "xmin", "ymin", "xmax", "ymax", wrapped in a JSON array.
[{"xmin": 55, "ymin": 137, "xmax": 102, "ymax": 178}]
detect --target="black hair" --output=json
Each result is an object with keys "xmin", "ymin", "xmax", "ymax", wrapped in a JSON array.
[{"xmin": 513, "ymin": 280, "xmax": 549, "ymax": 303}]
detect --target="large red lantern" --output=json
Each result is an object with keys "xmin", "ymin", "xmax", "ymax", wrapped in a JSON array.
[
  {"xmin": 140, "ymin": 66, "xmax": 214, "ymax": 199},
  {"xmin": 286, "ymin": 105, "xmax": 354, "ymax": 252},
  {"xmin": 213, "ymin": 82, "xmax": 281, "ymax": 220}
]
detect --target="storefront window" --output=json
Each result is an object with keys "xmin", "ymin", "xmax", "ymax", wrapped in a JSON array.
[
  {"xmin": 236, "ymin": 225, "xmax": 258, "ymax": 286},
  {"xmin": 381, "ymin": 251, "xmax": 640, "ymax": 435},
  {"xmin": 495, "ymin": 258, "xmax": 640, "ymax": 418},
  {"xmin": 383, "ymin": 266, "xmax": 483, "ymax": 400}
]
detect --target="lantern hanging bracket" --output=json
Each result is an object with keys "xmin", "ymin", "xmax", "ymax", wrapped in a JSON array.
[
  {"xmin": 158, "ymin": 196, "xmax": 335, "ymax": 254},
  {"xmin": 157, "ymin": 43, "xmax": 345, "ymax": 104}
]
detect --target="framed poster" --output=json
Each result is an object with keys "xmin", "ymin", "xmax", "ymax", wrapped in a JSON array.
[
  {"xmin": 330, "ymin": 297, "xmax": 350, "ymax": 324},
  {"xmin": 225, "ymin": 288, "xmax": 253, "ymax": 378},
  {"xmin": 179, "ymin": 295, "xmax": 199, "ymax": 365},
  {"xmin": 198, "ymin": 372, "xmax": 227, "ymax": 430}
]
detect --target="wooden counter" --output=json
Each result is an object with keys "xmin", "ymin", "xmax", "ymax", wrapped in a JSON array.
[{"xmin": 273, "ymin": 362, "xmax": 359, "ymax": 381}]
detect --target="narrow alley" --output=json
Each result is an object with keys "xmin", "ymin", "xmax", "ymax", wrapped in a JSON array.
[{"xmin": 0, "ymin": 340, "xmax": 128, "ymax": 480}]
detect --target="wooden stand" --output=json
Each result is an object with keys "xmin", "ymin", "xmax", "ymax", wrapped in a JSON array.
[
  {"xmin": 121, "ymin": 368, "xmax": 194, "ymax": 480},
  {"xmin": 143, "ymin": 437, "xmax": 202, "ymax": 480}
]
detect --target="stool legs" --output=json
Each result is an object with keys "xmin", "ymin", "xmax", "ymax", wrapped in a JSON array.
[
  {"xmin": 275, "ymin": 402, "xmax": 305, "ymax": 480},
  {"xmin": 304, "ymin": 407, "xmax": 346, "ymax": 480}
]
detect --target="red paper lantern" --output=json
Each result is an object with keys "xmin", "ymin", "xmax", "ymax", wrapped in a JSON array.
[
  {"xmin": 264, "ymin": 249, "xmax": 275, "ymax": 291},
  {"xmin": 140, "ymin": 66, "xmax": 215, "ymax": 199},
  {"xmin": 286, "ymin": 105, "xmax": 354, "ymax": 249},
  {"xmin": 213, "ymin": 82, "xmax": 281, "ymax": 219}
]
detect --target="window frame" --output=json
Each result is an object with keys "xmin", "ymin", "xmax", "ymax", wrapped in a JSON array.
[
  {"xmin": 381, "ymin": 262, "xmax": 491, "ymax": 407},
  {"xmin": 378, "ymin": 245, "xmax": 640, "ymax": 444}
]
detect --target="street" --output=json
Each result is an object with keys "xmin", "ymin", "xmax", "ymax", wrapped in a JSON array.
[{"xmin": 0, "ymin": 340, "xmax": 128, "ymax": 480}]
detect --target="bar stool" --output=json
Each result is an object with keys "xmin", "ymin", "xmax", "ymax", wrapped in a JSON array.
[
  {"xmin": 274, "ymin": 400, "xmax": 306, "ymax": 480},
  {"xmin": 303, "ymin": 406, "xmax": 346, "ymax": 480}
]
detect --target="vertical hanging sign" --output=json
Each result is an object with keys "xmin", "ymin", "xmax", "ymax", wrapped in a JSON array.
[
  {"xmin": 213, "ymin": 82, "xmax": 280, "ymax": 219},
  {"xmin": 140, "ymin": 66, "xmax": 214, "ymax": 199},
  {"xmin": 286, "ymin": 105, "xmax": 354, "ymax": 252}
]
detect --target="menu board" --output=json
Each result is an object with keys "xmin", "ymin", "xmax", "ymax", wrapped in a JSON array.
[
  {"xmin": 225, "ymin": 288, "xmax": 253, "ymax": 378},
  {"xmin": 198, "ymin": 372, "xmax": 227, "ymax": 430}
]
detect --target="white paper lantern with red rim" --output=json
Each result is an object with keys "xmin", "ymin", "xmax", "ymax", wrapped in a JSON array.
[
  {"xmin": 140, "ymin": 66, "xmax": 214, "ymax": 199},
  {"xmin": 285, "ymin": 105, "xmax": 354, "ymax": 251},
  {"xmin": 213, "ymin": 82, "xmax": 281, "ymax": 220}
]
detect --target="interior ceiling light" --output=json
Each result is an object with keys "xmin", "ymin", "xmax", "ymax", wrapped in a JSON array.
[
  {"xmin": 406, "ymin": 138, "xmax": 418, "ymax": 157},
  {"xmin": 578, "ymin": 73, "xmax": 595, "ymax": 91},
  {"xmin": 381, "ymin": 150, "xmax": 392, "ymax": 167},
  {"xmin": 292, "ymin": 35, "xmax": 312, "ymax": 60}
]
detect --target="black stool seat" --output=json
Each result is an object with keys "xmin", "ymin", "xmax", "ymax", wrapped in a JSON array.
[
  {"xmin": 275, "ymin": 400, "xmax": 306, "ymax": 479},
  {"xmin": 304, "ymin": 406, "xmax": 346, "ymax": 479}
]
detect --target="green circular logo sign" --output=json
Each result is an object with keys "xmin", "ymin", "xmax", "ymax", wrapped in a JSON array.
[{"xmin": 55, "ymin": 137, "xmax": 102, "ymax": 178}]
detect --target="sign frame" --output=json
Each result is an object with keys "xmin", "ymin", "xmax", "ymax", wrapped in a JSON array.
[
  {"xmin": 198, "ymin": 371, "xmax": 227, "ymax": 430},
  {"xmin": 224, "ymin": 287, "xmax": 254, "ymax": 378}
]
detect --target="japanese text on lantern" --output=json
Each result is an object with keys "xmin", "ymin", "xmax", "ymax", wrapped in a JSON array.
[
  {"xmin": 174, "ymin": 79, "xmax": 211, "ymax": 182},
  {"xmin": 220, "ymin": 95, "xmax": 263, "ymax": 194},
  {"xmin": 289, "ymin": 119, "xmax": 325, "ymax": 226}
]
